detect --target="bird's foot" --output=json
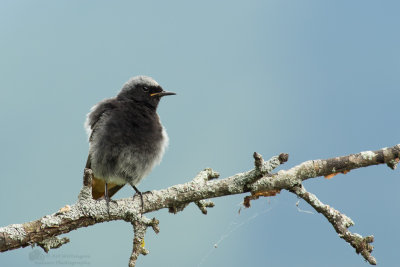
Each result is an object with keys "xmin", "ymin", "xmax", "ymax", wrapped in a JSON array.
[{"xmin": 132, "ymin": 186, "xmax": 144, "ymax": 213}]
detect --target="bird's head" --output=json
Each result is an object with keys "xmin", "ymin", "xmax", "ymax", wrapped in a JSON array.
[{"xmin": 117, "ymin": 76, "xmax": 176, "ymax": 109}]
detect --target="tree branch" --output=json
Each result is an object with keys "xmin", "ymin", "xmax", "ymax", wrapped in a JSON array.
[
  {"xmin": 1, "ymin": 144, "xmax": 399, "ymax": 266},
  {"xmin": 289, "ymin": 184, "xmax": 376, "ymax": 265}
]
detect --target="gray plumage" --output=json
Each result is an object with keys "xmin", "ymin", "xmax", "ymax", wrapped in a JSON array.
[{"xmin": 85, "ymin": 76, "xmax": 174, "ymax": 197}]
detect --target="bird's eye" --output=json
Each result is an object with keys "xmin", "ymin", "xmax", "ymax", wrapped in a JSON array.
[{"xmin": 143, "ymin": 86, "xmax": 149, "ymax": 92}]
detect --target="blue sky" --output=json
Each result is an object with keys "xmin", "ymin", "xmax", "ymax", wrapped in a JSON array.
[{"xmin": 1, "ymin": 1, "xmax": 399, "ymax": 266}]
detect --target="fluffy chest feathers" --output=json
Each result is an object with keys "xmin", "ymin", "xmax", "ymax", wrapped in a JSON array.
[{"xmin": 86, "ymin": 100, "xmax": 169, "ymax": 185}]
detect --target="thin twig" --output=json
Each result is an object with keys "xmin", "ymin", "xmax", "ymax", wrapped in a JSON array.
[{"xmin": 289, "ymin": 184, "xmax": 376, "ymax": 265}]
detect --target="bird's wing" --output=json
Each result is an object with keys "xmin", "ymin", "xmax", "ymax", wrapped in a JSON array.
[
  {"xmin": 85, "ymin": 98, "xmax": 116, "ymax": 141},
  {"xmin": 85, "ymin": 99, "xmax": 125, "ymax": 199}
]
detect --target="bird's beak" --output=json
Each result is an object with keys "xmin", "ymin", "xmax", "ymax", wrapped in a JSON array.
[{"xmin": 150, "ymin": 91, "xmax": 176, "ymax": 97}]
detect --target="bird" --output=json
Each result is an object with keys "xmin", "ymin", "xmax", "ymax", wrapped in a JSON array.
[{"xmin": 84, "ymin": 75, "xmax": 175, "ymax": 206}]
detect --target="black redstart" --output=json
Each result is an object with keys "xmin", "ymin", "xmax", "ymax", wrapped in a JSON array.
[{"xmin": 84, "ymin": 76, "xmax": 175, "ymax": 205}]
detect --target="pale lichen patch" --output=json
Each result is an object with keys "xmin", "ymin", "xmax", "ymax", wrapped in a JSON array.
[
  {"xmin": 360, "ymin": 151, "xmax": 375, "ymax": 161},
  {"xmin": 41, "ymin": 215, "xmax": 62, "ymax": 228},
  {"xmin": 0, "ymin": 224, "xmax": 26, "ymax": 241}
]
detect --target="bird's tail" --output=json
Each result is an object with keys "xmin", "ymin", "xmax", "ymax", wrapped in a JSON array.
[
  {"xmin": 86, "ymin": 154, "xmax": 125, "ymax": 200},
  {"xmin": 92, "ymin": 177, "xmax": 125, "ymax": 200}
]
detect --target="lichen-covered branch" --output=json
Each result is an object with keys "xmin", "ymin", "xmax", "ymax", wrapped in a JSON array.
[
  {"xmin": 129, "ymin": 217, "xmax": 159, "ymax": 267},
  {"xmin": 0, "ymin": 144, "xmax": 399, "ymax": 266},
  {"xmin": 289, "ymin": 184, "xmax": 376, "ymax": 265}
]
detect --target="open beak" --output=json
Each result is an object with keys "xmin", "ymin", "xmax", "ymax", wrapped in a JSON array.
[{"xmin": 150, "ymin": 91, "xmax": 176, "ymax": 97}]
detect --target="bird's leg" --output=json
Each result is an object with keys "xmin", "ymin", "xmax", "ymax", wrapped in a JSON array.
[
  {"xmin": 132, "ymin": 185, "xmax": 144, "ymax": 212},
  {"xmin": 105, "ymin": 182, "xmax": 110, "ymax": 209}
]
